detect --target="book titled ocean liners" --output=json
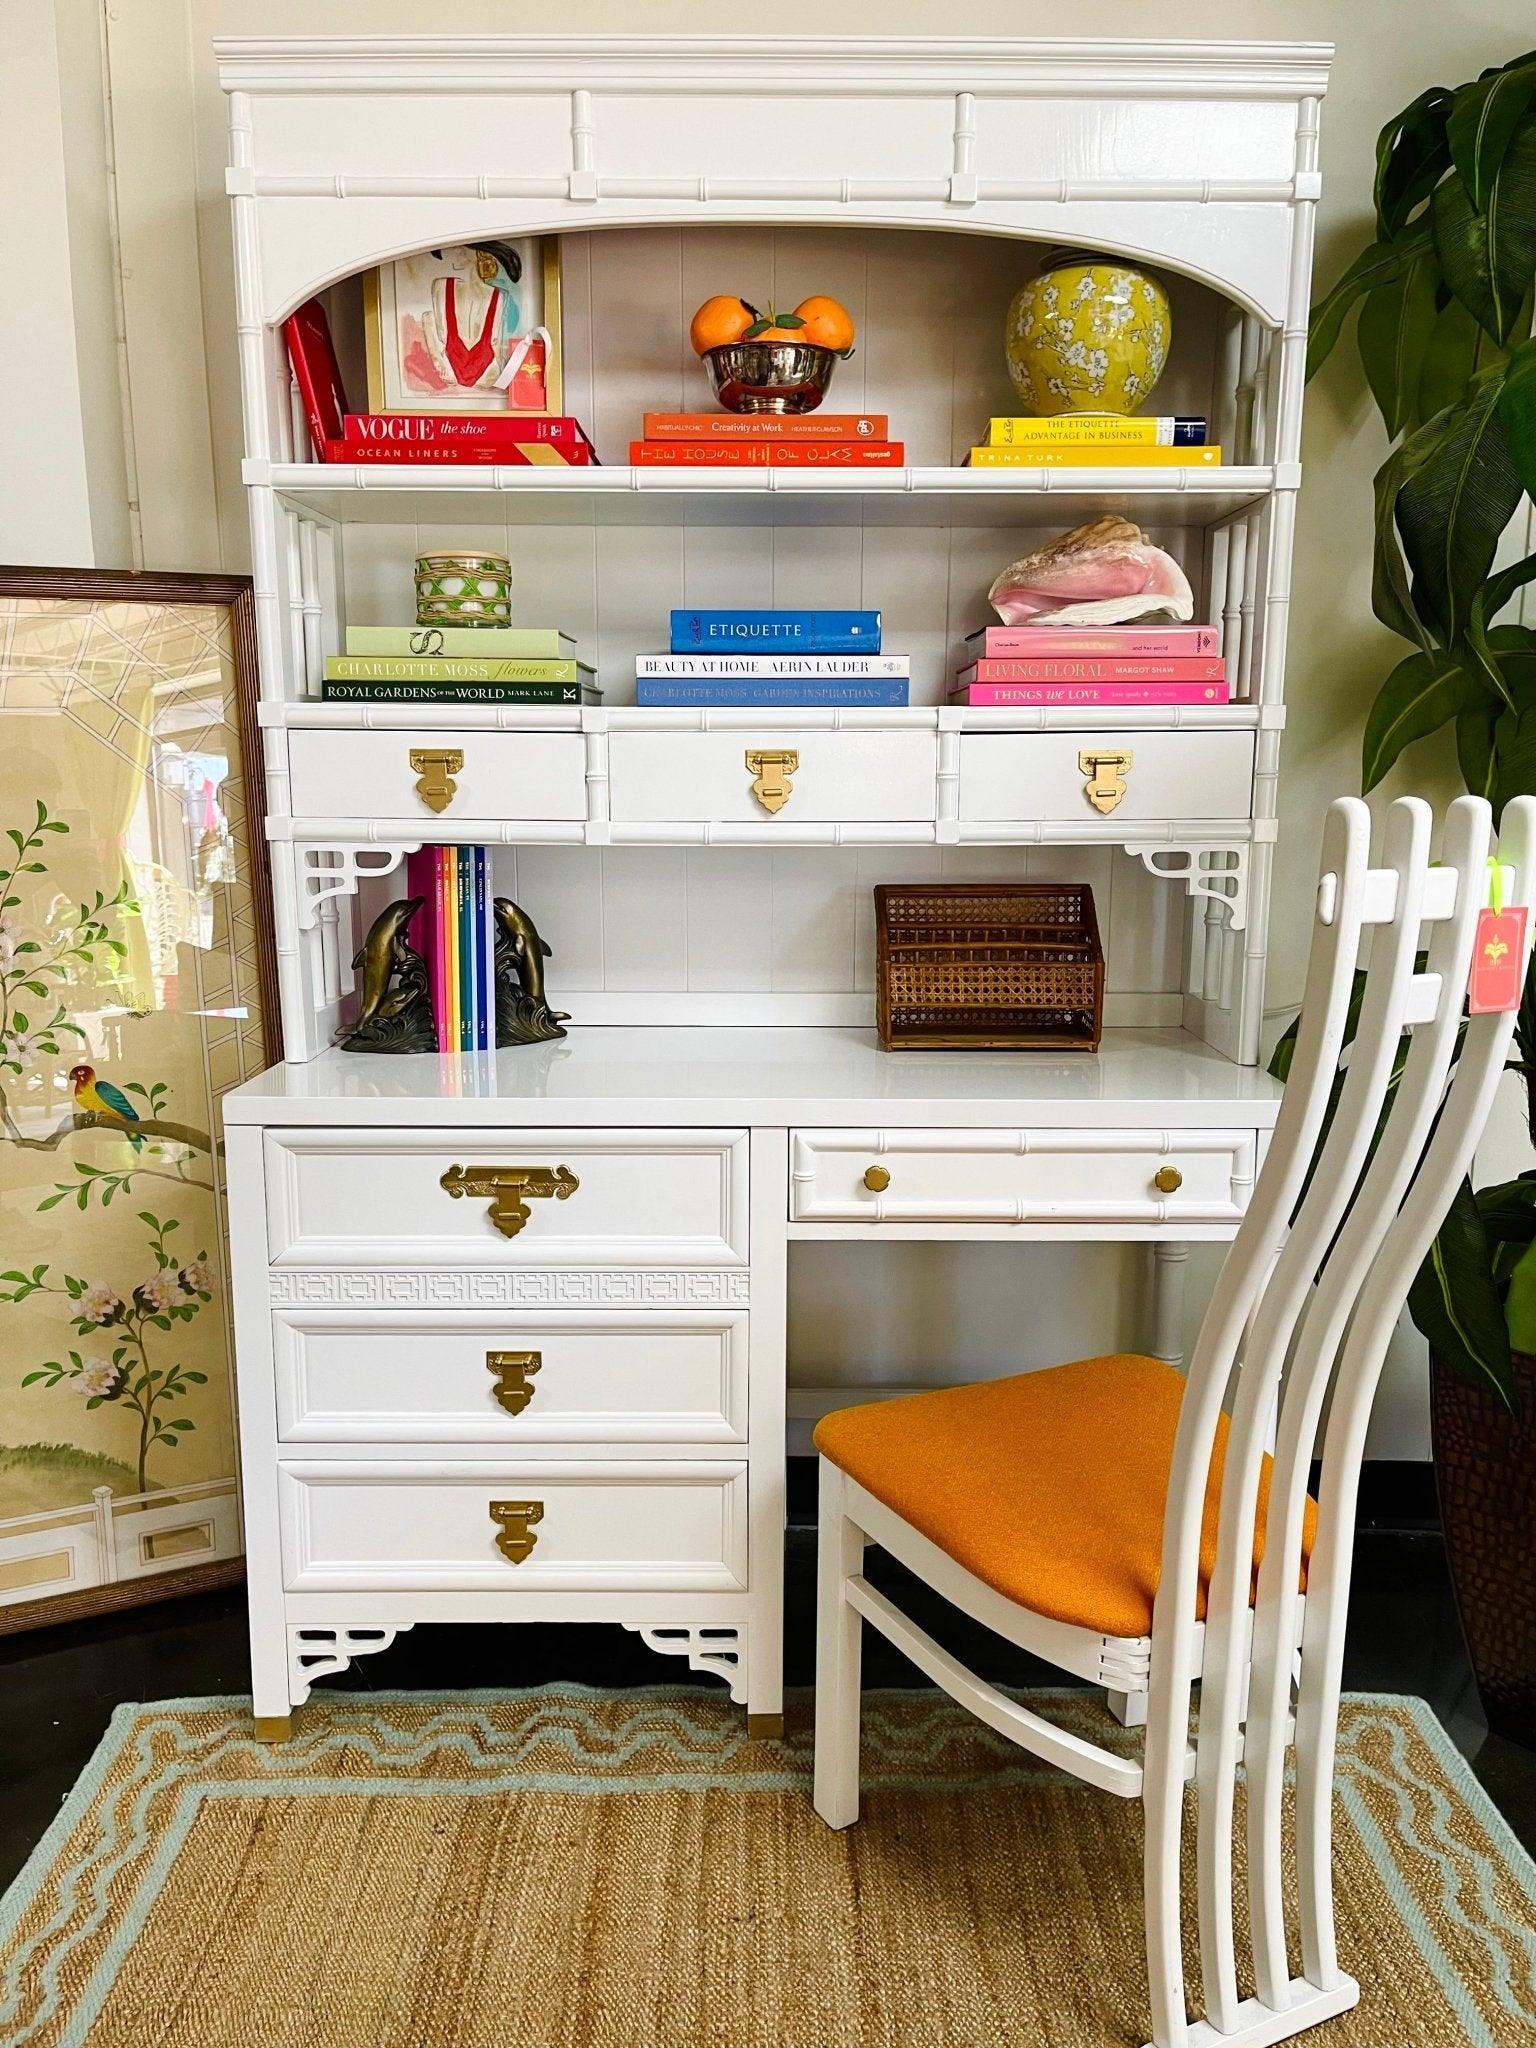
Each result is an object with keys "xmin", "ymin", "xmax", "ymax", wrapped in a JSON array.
[
  {"xmin": 670, "ymin": 609, "xmax": 880, "ymax": 654},
  {"xmin": 636, "ymin": 678, "xmax": 909, "ymax": 707}
]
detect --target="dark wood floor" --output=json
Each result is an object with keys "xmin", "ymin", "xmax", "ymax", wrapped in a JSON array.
[{"xmin": 2, "ymin": 1514, "xmax": 1532, "ymax": 1894}]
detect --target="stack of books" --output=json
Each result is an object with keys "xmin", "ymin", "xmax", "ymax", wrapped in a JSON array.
[
  {"xmin": 638, "ymin": 609, "xmax": 905, "ymax": 706},
  {"xmin": 405, "ymin": 846, "xmax": 499, "ymax": 1053},
  {"xmin": 329, "ymin": 414, "xmax": 597, "ymax": 466},
  {"xmin": 321, "ymin": 625, "xmax": 599, "ymax": 706},
  {"xmin": 963, "ymin": 414, "xmax": 1221, "ymax": 469},
  {"xmin": 951, "ymin": 623, "xmax": 1228, "ymax": 707},
  {"xmin": 628, "ymin": 413, "xmax": 905, "ymax": 469}
]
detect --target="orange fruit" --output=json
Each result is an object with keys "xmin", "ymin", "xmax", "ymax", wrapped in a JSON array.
[
  {"xmin": 690, "ymin": 295, "xmax": 758, "ymax": 355},
  {"xmin": 794, "ymin": 295, "xmax": 856, "ymax": 353},
  {"xmin": 752, "ymin": 323, "xmax": 807, "ymax": 342}
]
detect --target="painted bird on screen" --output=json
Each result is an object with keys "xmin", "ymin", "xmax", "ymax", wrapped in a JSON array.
[{"xmin": 67, "ymin": 1064, "xmax": 142, "ymax": 1150}]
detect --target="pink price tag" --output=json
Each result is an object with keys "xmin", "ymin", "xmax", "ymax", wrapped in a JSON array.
[{"xmin": 1468, "ymin": 906, "xmax": 1528, "ymax": 1014}]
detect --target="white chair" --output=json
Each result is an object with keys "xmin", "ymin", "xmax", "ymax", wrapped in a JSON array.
[{"xmin": 813, "ymin": 794, "xmax": 1535, "ymax": 2048}]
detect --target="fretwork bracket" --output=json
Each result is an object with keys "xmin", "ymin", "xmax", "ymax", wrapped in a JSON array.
[
  {"xmin": 287, "ymin": 1623, "xmax": 415, "ymax": 1704},
  {"xmin": 298, "ymin": 844, "xmax": 420, "ymax": 929},
  {"xmin": 1132, "ymin": 843, "xmax": 1249, "ymax": 931},
  {"xmin": 622, "ymin": 1622, "xmax": 746, "ymax": 1703}
]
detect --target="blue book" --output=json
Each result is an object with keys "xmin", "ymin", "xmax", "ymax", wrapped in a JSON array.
[
  {"xmin": 669, "ymin": 609, "xmax": 881, "ymax": 655},
  {"xmin": 635, "ymin": 678, "xmax": 909, "ymax": 707},
  {"xmin": 475, "ymin": 848, "xmax": 494, "ymax": 1052}
]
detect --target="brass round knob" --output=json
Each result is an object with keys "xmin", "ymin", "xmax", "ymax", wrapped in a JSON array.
[
  {"xmin": 1153, "ymin": 1166, "xmax": 1183, "ymax": 1194},
  {"xmin": 863, "ymin": 1165, "xmax": 891, "ymax": 1193}
]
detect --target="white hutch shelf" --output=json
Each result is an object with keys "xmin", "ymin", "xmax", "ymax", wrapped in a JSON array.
[{"xmin": 218, "ymin": 34, "xmax": 1326, "ymax": 1737}]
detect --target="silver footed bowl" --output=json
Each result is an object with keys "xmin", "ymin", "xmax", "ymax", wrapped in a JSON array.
[{"xmin": 703, "ymin": 341, "xmax": 840, "ymax": 414}]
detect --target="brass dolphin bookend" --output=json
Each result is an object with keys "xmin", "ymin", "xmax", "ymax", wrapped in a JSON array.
[
  {"xmin": 336, "ymin": 896, "xmax": 437, "ymax": 1053},
  {"xmin": 494, "ymin": 896, "xmax": 570, "ymax": 1045}
]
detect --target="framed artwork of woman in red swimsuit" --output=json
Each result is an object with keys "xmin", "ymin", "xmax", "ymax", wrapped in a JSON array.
[{"xmin": 363, "ymin": 238, "xmax": 563, "ymax": 416}]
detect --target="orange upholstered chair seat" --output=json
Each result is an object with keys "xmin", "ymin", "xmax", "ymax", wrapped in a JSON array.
[{"xmin": 812, "ymin": 1353, "xmax": 1316, "ymax": 1642}]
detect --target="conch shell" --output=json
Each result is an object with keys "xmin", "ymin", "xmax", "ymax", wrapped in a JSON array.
[{"xmin": 987, "ymin": 516, "xmax": 1194, "ymax": 626}]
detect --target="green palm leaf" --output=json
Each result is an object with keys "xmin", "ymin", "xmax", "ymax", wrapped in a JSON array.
[
  {"xmin": 1394, "ymin": 371, "xmax": 1523, "ymax": 643},
  {"xmin": 1361, "ymin": 647, "xmax": 1477, "ymax": 792},
  {"xmin": 1431, "ymin": 116, "xmax": 1536, "ymax": 342},
  {"xmin": 1446, "ymin": 57, "xmax": 1536, "ymax": 212}
]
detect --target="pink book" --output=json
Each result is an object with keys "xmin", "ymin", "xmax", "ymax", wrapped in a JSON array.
[
  {"xmin": 954, "ymin": 680, "xmax": 1232, "ymax": 706},
  {"xmin": 433, "ymin": 848, "xmax": 453, "ymax": 1052},
  {"xmin": 959, "ymin": 656, "xmax": 1226, "ymax": 685},
  {"xmin": 404, "ymin": 848, "xmax": 438, "ymax": 1046},
  {"xmin": 965, "ymin": 624, "xmax": 1219, "ymax": 658}
]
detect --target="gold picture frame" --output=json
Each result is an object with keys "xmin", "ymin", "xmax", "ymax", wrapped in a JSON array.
[{"xmin": 363, "ymin": 238, "xmax": 563, "ymax": 417}]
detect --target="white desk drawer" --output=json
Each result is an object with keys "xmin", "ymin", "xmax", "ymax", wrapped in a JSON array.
[
  {"xmin": 287, "ymin": 728, "xmax": 586, "ymax": 821},
  {"xmin": 958, "ymin": 730, "xmax": 1254, "ymax": 823},
  {"xmin": 790, "ymin": 1127, "xmax": 1257, "ymax": 1227},
  {"xmin": 274, "ymin": 1309, "xmax": 748, "ymax": 1444},
  {"xmin": 608, "ymin": 728, "xmax": 935, "ymax": 823},
  {"xmin": 278, "ymin": 1460, "xmax": 748, "ymax": 1592},
  {"xmin": 264, "ymin": 1128, "xmax": 749, "ymax": 1269}
]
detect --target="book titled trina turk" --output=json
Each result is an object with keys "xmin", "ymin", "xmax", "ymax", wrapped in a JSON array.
[
  {"xmin": 953, "ymin": 680, "xmax": 1232, "ymax": 706},
  {"xmin": 636, "ymin": 654, "xmax": 908, "ymax": 677},
  {"xmin": 324, "ymin": 656, "xmax": 595, "ymax": 683},
  {"xmin": 641, "ymin": 412, "xmax": 889, "ymax": 441},
  {"xmin": 670, "ymin": 610, "xmax": 881, "ymax": 653},
  {"xmin": 985, "ymin": 415, "xmax": 1208, "ymax": 446},
  {"xmin": 957, "ymin": 657, "xmax": 1226, "ymax": 685},
  {"xmin": 965, "ymin": 625, "xmax": 1219, "ymax": 659},
  {"xmin": 635, "ymin": 679, "xmax": 910, "ymax": 707},
  {"xmin": 629, "ymin": 441, "xmax": 904, "ymax": 466},
  {"xmin": 966, "ymin": 444, "xmax": 1223, "ymax": 468}
]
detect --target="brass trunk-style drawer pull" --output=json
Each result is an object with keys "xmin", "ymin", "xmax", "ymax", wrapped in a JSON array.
[
  {"xmin": 745, "ymin": 748, "xmax": 799, "ymax": 814},
  {"xmin": 409, "ymin": 747, "xmax": 464, "ymax": 814},
  {"xmin": 439, "ymin": 1163, "xmax": 580, "ymax": 1239},
  {"xmin": 486, "ymin": 1349, "xmax": 542, "ymax": 1415},
  {"xmin": 1153, "ymin": 1165, "xmax": 1184, "ymax": 1194},
  {"xmin": 490, "ymin": 1499, "xmax": 543, "ymax": 1564},
  {"xmin": 1078, "ymin": 749, "xmax": 1133, "ymax": 815}
]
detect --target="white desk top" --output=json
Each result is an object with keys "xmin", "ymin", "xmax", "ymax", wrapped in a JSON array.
[{"xmin": 222, "ymin": 1026, "xmax": 1284, "ymax": 1129}]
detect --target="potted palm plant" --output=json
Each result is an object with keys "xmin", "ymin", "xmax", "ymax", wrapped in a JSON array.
[{"xmin": 1302, "ymin": 47, "xmax": 1536, "ymax": 1742}]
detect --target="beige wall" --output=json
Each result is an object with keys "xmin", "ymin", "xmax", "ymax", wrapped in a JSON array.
[{"xmin": 14, "ymin": 1, "xmax": 1536, "ymax": 1454}]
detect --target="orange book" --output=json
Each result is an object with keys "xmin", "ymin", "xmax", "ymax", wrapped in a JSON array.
[
  {"xmin": 629, "ymin": 440, "xmax": 904, "ymax": 467},
  {"xmin": 642, "ymin": 412, "xmax": 888, "ymax": 441}
]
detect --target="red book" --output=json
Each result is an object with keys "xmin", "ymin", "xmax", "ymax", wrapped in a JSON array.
[
  {"xmin": 320, "ymin": 439, "xmax": 595, "ymax": 467},
  {"xmin": 628, "ymin": 440, "xmax": 904, "ymax": 467},
  {"xmin": 958, "ymin": 656, "xmax": 1226, "ymax": 685},
  {"xmin": 642, "ymin": 412, "xmax": 889, "ymax": 441},
  {"xmin": 282, "ymin": 298, "xmax": 348, "ymax": 454},
  {"xmin": 954, "ymin": 680, "xmax": 1232, "ymax": 706},
  {"xmin": 966, "ymin": 624, "xmax": 1220, "ymax": 659},
  {"xmin": 342, "ymin": 413, "xmax": 593, "ymax": 451}
]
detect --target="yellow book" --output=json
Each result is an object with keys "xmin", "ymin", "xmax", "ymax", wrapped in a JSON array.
[
  {"xmin": 966, "ymin": 444, "xmax": 1224, "ymax": 468},
  {"xmin": 987, "ymin": 415, "xmax": 1207, "ymax": 446}
]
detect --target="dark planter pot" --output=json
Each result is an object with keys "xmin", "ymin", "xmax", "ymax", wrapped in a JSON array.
[{"xmin": 1430, "ymin": 1350, "xmax": 1536, "ymax": 1746}]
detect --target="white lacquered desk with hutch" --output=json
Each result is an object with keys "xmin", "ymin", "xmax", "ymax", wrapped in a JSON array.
[{"xmin": 216, "ymin": 33, "xmax": 1323, "ymax": 1738}]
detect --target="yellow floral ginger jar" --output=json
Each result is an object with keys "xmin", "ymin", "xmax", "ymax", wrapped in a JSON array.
[{"xmin": 1004, "ymin": 248, "xmax": 1171, "ymax": 416}]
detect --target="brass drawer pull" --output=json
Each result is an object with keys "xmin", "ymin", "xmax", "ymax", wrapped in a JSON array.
[
  {"xmin": 409, "ymin": 747, "xmax": 463, "ymax": 814},
  {"xmin": 490, "ymin": 1498, "xmax": 543, "ymax": 1564},
  {"xmin": 745, "ymin": 748, "xmax": 799, "ymax": 814},
  {"xmin": 440, "ymin": 1163, "xmax": 580, "ymax": 1239},
  {"xmin": 1078, "ymin": 749, "xmax": 1133, "ymax": 815},
  {"xmin": 863, "ymin": 1164, "xmax": 891, "ymax": 1193},
  {"xmin": 1153, "ymin": 1165, "xmax": 1183, "ymax": 1194},
  {"xmin": 487, "ymin": 1349, "xmax": 542, "ymax": 1415}
]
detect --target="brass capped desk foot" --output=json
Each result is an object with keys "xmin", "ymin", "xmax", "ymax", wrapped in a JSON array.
[
  {"xmin": 253, "ymin": 1714, "xmax": 293, "ymax": 1743},
  {"xmin": 746, "ymin": 1711, "xmax": 785, "ymax": 1741}
]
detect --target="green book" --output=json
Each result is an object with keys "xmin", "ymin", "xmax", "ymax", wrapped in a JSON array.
[
  {"xmin": 324, "ymin": 655, "xmax": 594, "ymax": 683},
  {"xmin": 345, "ymin": 626, "xmax": 578, "ymax": 658},
  {"xmin": 319, "ymin": 680, "xmax": 599, "ymax": 704}
]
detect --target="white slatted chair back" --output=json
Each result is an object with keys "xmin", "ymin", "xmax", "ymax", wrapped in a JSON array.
[{"xmin": 1143, "ymin": 792, "xmax": 1536, "ymax": 2044}]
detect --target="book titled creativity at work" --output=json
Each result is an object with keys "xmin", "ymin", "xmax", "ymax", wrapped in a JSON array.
[
  {"xmin": 324, "ymin": 656, "xmax": 594, "ymax": 683},
  {"xmin": 320, "ymin": 680, "xmax": 598, "ymax": 704},
  {"xmin": 670, "ymin": 609, "xmax": 881, "ymax": 654},
  {"xmin": 985, "ymin": 415, "xmax": 1208, "ymax": 446},
  {"xmin": 346, "ymin": 626, "xmax": 578, "ymax": 658},
  {"xmin": 637, "ymin": 654, "xmax": 908, "ymax": 678},
  {"xmin": 635, "ymin": 678, "xmax": 909, "ymax": 707}
]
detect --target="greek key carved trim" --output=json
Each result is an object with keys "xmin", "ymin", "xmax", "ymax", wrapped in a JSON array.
[{"xmin": 267, "ymin": 1267, "xmax": 752, "ymax": 1308}]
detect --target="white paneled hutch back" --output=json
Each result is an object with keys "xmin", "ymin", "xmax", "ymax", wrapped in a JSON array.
[{"xmin": 217, "ymin": 36, "xmax": 1328, "ymax": 1737}]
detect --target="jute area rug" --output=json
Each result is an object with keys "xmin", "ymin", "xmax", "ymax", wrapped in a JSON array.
[{"xmin": 2, "ymin": 1686, "xmax": 1532, "ymax": 2047}]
